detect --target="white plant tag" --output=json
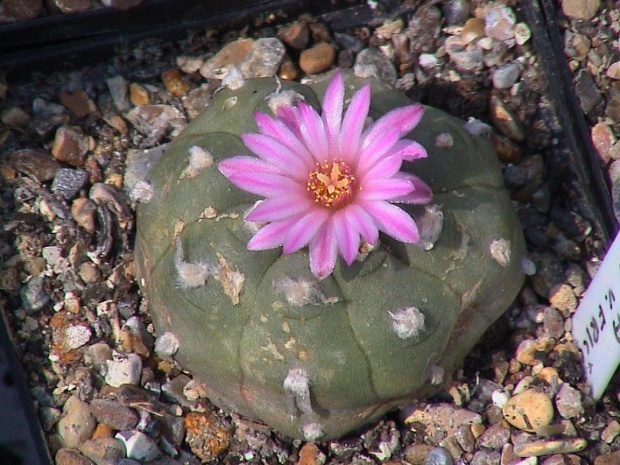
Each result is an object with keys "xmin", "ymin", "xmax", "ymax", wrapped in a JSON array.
[{"xmin": 572, "ymin": 232, "xmax": 620, "ymax": 400}]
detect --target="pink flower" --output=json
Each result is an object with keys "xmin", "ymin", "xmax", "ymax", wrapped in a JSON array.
[{"xmin": 218, "ymin": 72, "xmax": 432, "ymax": 279}]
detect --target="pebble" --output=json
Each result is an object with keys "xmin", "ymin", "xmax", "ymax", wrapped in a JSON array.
[
  {"xmin": 548, "ymin": 283, "xmax": 577, "ymax": 316},
  {"xmin": 200, "ymin": 38, "xmax": 254, "ymax": 79},
  {"xmin": 79, "ymin": 437, "xmax": 126, "ymax": 465},
  {"xmin": 542, "ymin": 306, "xmax": 564, "ymax": 339},
  {"xmin": 278, "ymin": 21, "xmax": 309, "ymax": 50},
  {"xmin": 52, "ymin": 126, "xmax": 91, "ymax": 167},
  {"xmin": 299, "ymin": 43, "xmax": 337, "ymax": 75},
  {"xmin": 296, "ymin": 443, "xmax": 325, "ymax": 465},
  {"xmin": 575, "ymin": 70, "xmax": 603, "ymax": 115},
  {"xmin": 115, "ymin": 430, "xmax": 161, "ymax": 462},
  {"xmin": 0, "ymin": 0, "xmax": 44, "ymax": 23},
  {"xmin": 154, "ymin": 332, "xmax": 180, "ymax": 357},
  {"xmin": 610, "ymin": 160, "xmax": 620, "ymax": 222},
  {"xmin": 601, "ymin": 420, "xmax": 620, "ymax": 443},
  {"xmin": 514, "ymin": 22, "xmax": 532, "ymax": 46},
  {"xmin": 60, "ymin": 89, "xmax": 98, "ymax": 118},
  {"xmin": 61, "ymin": 324, "xmax": 92, "ymax": 352},
  {"xmin": 90, "ymin": 398, "xmax": 139, "ymax": 430},
  {"xmin": 595, "ymin": 449, "xmax": 620, "ymax": 465},
  {"xmin": 591, "ymin": 123, "xmax": 616, "ymax": 164},
  {"xmin": 334, "ymin": 32, "xmax": 364, "ymax": 54},
  {"xmin": 444, "ymin": 36, "xmax": 483, "ymax": 71},
  {"xmin": 7, "ymin": 149, "xmax": 61, "ymax": 182},
  {"xmin": 443, "ymin": 0, "xmax": 470, "ymax": 26},
  {"xmin": 184, "ymin": 412, "xmax": 233, "ymax": 462},
  {"xmin": 176, "ymin": 55, "xmax": 204, "ymax": 74},
  {"xmin": 1, "ymin": 106, "xmax": 31, "ymax": 127},
  {"xmin": 492, "ymin": 134, "xmax": 522, "ymax": 164},
  {"xmin": 278, "ymin": 59, "xmax": 299, "ymax": 80},
  {"xmin": 21, "ymin": 275, "xmax": 50, "ymax": 312},
  {"xmin": 51, "ymin": 168, "xmax": 90, "ymax": 200},
  {"xmin": 354, "ymin": 48, "xmax": 398, "ymax": 85},
  {"xmin": 57, "ymin": 396, "xmax": 97, "ymax": 449},
  {"xmin": 493, "ymin": 63, "xmax": 520, "ymax": 89},
  {"xmin": 238, "ymin": 37, "xmax": 285, "ymax": 78},
  {"xmin": 425, "ymin": 447, "xmax": 453, "ymax": 465},
  {"xmin": 124, "ymin": 105, "xmax": 186, "ymax": 140},
  {"xmin": 105, "ymin": 352, "xmax": 143, "ymax": 387},
  {"xmin": 55, "ymin": 448, "xmax": 95, "ymax": 465},
  {"xmin": 489, "ymin": 95, "xmax": 525, "ymax": 142},
  {"xmin": 184, "ymin": 84, "xmax": 212, "ymax": 119},
  {"xmin": 607, "ymin": 62, "xmax": 620, "ymax": 80},
  {"xmin": 100, "ymin": 0, "xmax": 144, "ymax": 10},
  {"xmin": 561, "ymin": 0, "xmax": 600, "ymax": 20},
  {"xmin": 478, "ymin": 421, "xmax": 511, "ymax": 449},
  {"xmin": 114, "ymin": 385, "xmax": 167, "ymax": 417},
  {"xmin": 460, "ymin": 18, "xmax": 485, "ymax": 45},
  {"xmin": 542, "ymin": 454, "xmax": 582, "ymax": 465},
  {"xmin": 514, "ymin": 438, "xmax": 587, "ymax": 457},
  {"xmin": 119, "ymin": 316, "xmax": 153, "ymax": 357},
  {"xmin": 503, "ymin": 389, "xmax": 554, "ymax": 432},
  {"xmin": 403, "ymin": 404, "xmax": 482, "ymax": 436},
  {"xmin": 106, "ymin": 76, "xmax": 129, "ymax": 112},
  {"xmin": 128, "ymin": 82, "xmax": 150, "ymax": 107},
  {"xmin": 555, "ymin": 383, "xmax": 584, "ymax": 419},
  {"xmin": 471, "ymin": 450, "xmax": 500, "ymax": 465},
  {"xmin": 482, "ymin": 3, "xmax": 516, "ymax": 41},
  {"xmin": 71, "ymin": 198, "xmax": 97, "ymax": 233},
  {"xmin": 161, "ymin": 69, "xmax": 191, "ymax": 98}
]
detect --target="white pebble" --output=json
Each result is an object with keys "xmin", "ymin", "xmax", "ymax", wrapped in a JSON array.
[
  {"xmin": 493, "ymin": 63, "xmax": 520, "ymax": 89},
  {"xmin": 63, "ymin": 325, "xmax": 92, "ymax": 350},
  {"xmin": 105, "ymin": 352, "xmax": 142, "ymax": 387},
  {"xmin": 115, "ymin": 430, "xmax": 161, "ymax": 462},
  {"xmin": 154, "ymin": 332, "xmax": 180, "ymax": 357}
]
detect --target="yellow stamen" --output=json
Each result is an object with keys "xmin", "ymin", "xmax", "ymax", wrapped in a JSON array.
[{"xmin": 307, "ymin": 160, "xmax": 356, "ymax": 208}]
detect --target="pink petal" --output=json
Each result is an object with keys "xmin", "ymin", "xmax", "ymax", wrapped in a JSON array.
[
  {"xmin": 344, "ymin": 204, "xmax": 379, "ymax": 245},
  {"xmin": 358, "ymin": 178, "xmax": 415, "ymax": 201},
  {"xmin": 246, "ymin": 195, "xmax": 314, "ymax": 222},
  {"xmin": 332, "ymin": 211, "xmax": 360, "ymax": 265},
  {"xmin": 241, "ymin": 133, "xmax": 309, "ymax": 181},
  {"xmin": 218, "ymin": 156, "xmax": 284, "ymax": 178},
  {"xmin": 321, "ymin": 72, "xmax": 344, "ymax": 156},
  {"xmin": 362, "ymin": 105, "xmax": 424, "ymax": 148},
  {"xmin": 387, "ymin": 140, "xmax": 428, "ymax": 161},
  {"xmin": 361, "ymin": 200, "xmax": 420, "ymax": 243},
  {"xmin": 254, "ymin": 112, "xmax": 315, "ymax": 169},
  {"xmin": 298, "ymin": 102, "xmax": 329, "ymax": 162},
  {"xmin": 247, "ymin": 219, "xmax": 297, "ymax": 250},
  {"xmin": 359, "ymin": 154, "xmax": 403, "ymax": 184},
  {"xmin": 228, "ymin": 172, "xmax": 303, "ymax": 197},
  {"xmin": 277, "ymin": 105, "xmax": 303, "ymax": 136},
  {"xmin": 282, "ymin": 209, "xmax": 330, "ymax": 254},
  {"xmin": 357, "ymin": 128, "xmax": 400, "ymax": 173},
  {"xmin": 390, "ymin": 174, "xmax": 433, "ymax": 204},
  {"xmin": 309, "ymin": 221, "xmax": 338, "ymax": 279},
  {"xmin": 340, "ymin": 85, "xmax": 370, "ymax": 163}
]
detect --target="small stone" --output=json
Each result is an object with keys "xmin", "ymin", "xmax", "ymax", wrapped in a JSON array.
[
  {"xmin": 278, "ymin": 21, "xmax": 309, "ymax": 50},
  {"xmin": 561, "ymin": 0, "xmax": 600, "ymax": 20},
  {"xmin": 514, "ymin": 22, "xmax": 532, "ymax": 45},
  {"xmin": 460, "ymin": 18, "xmax": 485, "ymax": 45},
  {"xmin": 124, "ymin": 104, "xmax": 186, "ymax": 140},
  {"xmin": 555, "ymin": 384, "xmax": 584, "ymax": 419},
  {"xmin": 503, "ymin": 389, "xmax": 554, "ymax": 432},
  {"xmin": 57, "ymin": 396, "xmax": 97, "ymax": 449},
  {"xmin": 425, "ymin": 447, "xmax": 454, "ymax": 465},
  {"xmin": 299, "ymin": 43, "xmax": 337, "ymax": 75},
  {"xmin": 601, "ymin": 420, "xmax": 620, "ymax": 444},
  {"xmin": 176, "ymin": 55, "xmax": 204, "ymax": 74},
  {"xmin": 115, "ymin": 385, "xmax": 167, "ymax": 417},
  {"xmin": 514, "ymin": 438, "xmax": 587, "ymax": 457},
  {"xmin": 354, "ymin": 47, "xmax": 398, "ymax": 84},
  {"xmin": 106, "ymin": 76, "xmax": 129, "ymax": 112},
  {"xmin": 60, "ymin": 89, "xmax": 98, "ymax": 118},
  {"xmin": 493, "ymin": 63, "xmax": 520, "ymax": 89},
  {"xmin": 55, "ymin": 448, "xmax": 95, "ymax": 465},
  {"xmin": 119, "ymin": 316, "xmax": 153, "ymax": 357},
  {"xmin": 51, "ymin": 168, "xmax": 89, "ymax": 200},
  {"xmin": 471, "ymin": 450, "xmax": 500, "ymax": 465},
  {"xmin": 78, "ymin": 437, "xmax": 126, "ymax": 464},
  {"xmin": 154, "ymin": 332, "xmax": 180, "ymax": 357},
  {"xmin": 489, "ymin": 95, "xmax": 524, "ymax": 142},
  {"xmin": 162, "ymin": 69, "xmax": 191, "ymax": 98},
  {"xmin": 483, "ymin": 3, "xmax": 516, "ymax": 41},
  {"xmin": 52, "ymin": 126, "xmax": 90, "ymax": 167},
  {"xmin": 591, "ymin": 123, "xmax": 617, "ymax": 164},
  {"xmin": 541, "ymin": 454, "xmax": 582, "ymax": 465},
  {"xmin": 606, "ymin": 62, "xmax": 620, "ymax": 80},
  {"xmin": 543, "ymin": 307, "xmax": 564, "ymax": 339},
  {"xmin": 100, "ymin": 0, "xmax": 143, "ymax": 9},
  {"xmin": 239, "ymin": 37, "xmax": 285, "ymax": 79},
  {"xmin": 71, "ymin": 198, "xmax": 97, "ymax": 233},
  {"xmin": 575, "ymin": 70, "xmax": 603, "ymax": 115},
  {"xmin": 444, "ymin": 36, "xmax": 483, "ymax": 71},
  {"xmin": 548, "ymin": 284, "xmax": 577, "ymax": 316},
  {"xmin": 405, "ymin": 444, "xmax": 435, "ymax": 464},
  {"xmin": 61, "ymin": 325, "xmax": 92, "ymax": 352},
  {"xmin": 443, "ymin": 0, "xmax": 470, "ymax": 25},
  {"xmin": 7, "ymin": 149, "xmax": 60, "ymax": 182},
  {"xmin": 103, "ymin": 114, "xmax": 128, "ymax": 134},
  {"xmin": 491, "ymin": 134, "xmax": 521, "ymax": 163},
  {"xmin": 297, "ymin": 443, "xmax": 326, "ymax": 465},
  {"xmin": 21, "ymin": 275, "xmax": 50, "ymax": 312},
  {"xmin": 90, "ymin": 398, "xmax": 139, "ymax": 430},
  {"xmin": 478, "ymin": 421, "xmax": 510, "ymax": 449},
  {"xmin": 0, "ymin": 0, "xmax": 44, "ymax": 23},
  {"xmin": 595, "ymin": 450, "xmax": 620, "ymax": 465},
  {"xmin": 128, "ymin": 83, "xmax": 150, "ymax": 107},
  {"xmin": 200, "ymin": 38, "xmax": 254, "ymax": 79},
  {"xmin": 185, "ymin": 412, "xmax": 233, "ymax": 462},
  {"xmin": 278, "ymin": 59, "xmax": 299, "ymax": 80},
  {"xmin": 1, "ymin": 106, "xmax": 30, "ymax": 127},
  {"xmin": 105, "ymin": 352, "xmax": 143, "ymax": 387},
  {"xmin": 115, "ymin": 430, "xmax": 161, "ymax": 462},
  {"xmin": 403, "ymin": 403, "xmax": 482, "ymax": 436}
]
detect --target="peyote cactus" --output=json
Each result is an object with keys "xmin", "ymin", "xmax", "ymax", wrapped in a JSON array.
[{"xmin": 135, "ymin": 71, "xmax": 526, "ymax": 441}]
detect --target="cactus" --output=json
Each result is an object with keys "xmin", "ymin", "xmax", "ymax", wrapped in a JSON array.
[{"xmin": 135, "ymin": 71, "xmax": 526, "ymax": 441}]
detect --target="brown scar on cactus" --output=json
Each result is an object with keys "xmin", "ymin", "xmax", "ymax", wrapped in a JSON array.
[
  {"xmin": 179, "ymin": 145, "xmax": 214, "ymax": 180},
  {"xmin": 213, "ymin": 253, "xmax": 245, "ymax": 305},
  {"xmin": 389, "ymin": 306, "xmax": 426, "ymax": 339}
]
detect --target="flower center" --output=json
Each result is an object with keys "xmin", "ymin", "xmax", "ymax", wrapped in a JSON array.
[{"xmin": 307, "ymin": 160, "xmax": 356, "ymax": 208}]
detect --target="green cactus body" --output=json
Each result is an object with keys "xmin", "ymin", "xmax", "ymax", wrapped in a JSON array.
[{"xmin": 135, "ymin": 72, "xmax": 526, "ymax": 441}]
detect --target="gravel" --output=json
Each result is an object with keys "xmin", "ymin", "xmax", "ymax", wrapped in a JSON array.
[{"xmin": 0, "ymin": 1, "xmax": 619, "ymax": 464}]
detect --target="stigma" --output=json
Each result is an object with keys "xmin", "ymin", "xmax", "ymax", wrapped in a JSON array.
[{"xmin": 307, "ymin": 160, "xmax": 356, "ymax": 208}]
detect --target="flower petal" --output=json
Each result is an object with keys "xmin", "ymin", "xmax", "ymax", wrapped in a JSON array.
[
  {"xmin": 360, "ymin": 154, "xmax": 403, "ymax": 183},
  {"xmin": 309, "ymin": 221, "xmax": 338, "ymax": 279},
  {"xmin": 282, "ymin": 209, "xmax": 330, "ymax": 254},
  {"xmin": 358, "ymin": 178, "xmax": 415, "ymax": 201},
  {"xmin": 298, "ymin": 102, "xmax": 329, "ymax": 162},
  {"xmin": 357, "ymin": 128, "xmax": 400, "ymax": 173},
  {"xmin": 228, "ymin": 172, "xmax": 303, "ymax": 197},
  {"xmin": 241, "ymin": 133, "xmax": 309, "ymax": 181},
  {"xmin": 322, "ymin": 71, "xmax": 344, "ymax": 157},
  {"xmin": 332, "ymin": 210, "xmax": 360, "ymax": 265},
  {"xmin": 246, "ymin": 194, "xmax": 314, "ymax": 222},
  {"xmin": 277, "ymin": 105, "xmax": 303, "ymax": 136},
  {"xmin": 362, "ymin": 200, "xmax": 420, "ymax": 243},
  {"xmin": 390, "ymin": 174, "xmax": 433, "ymax": 204},
  {"xmin": 254, "ymin": 112, "xmax": 315, "ymax": 169},
  {"xmin": 344, "ymin": 204, "xmax": 379, "ymax": 245},
  {"xmin": 218, "ymin": 156, "xmax": 283, "ymax": 178},
  {"xmin": 362, "ymin": 104, "xmax": 424, "ymax": 148},
  {"xmin": 248, "ymin": 219, "xmax": 297, "ymax": 250},
  {"xmin": 387, "ymin": 140, "xmax": 428, "ymax": 161},
  {"xmin": 340, "ymin": 84, "xmax": 370, "ymax": 163}
]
